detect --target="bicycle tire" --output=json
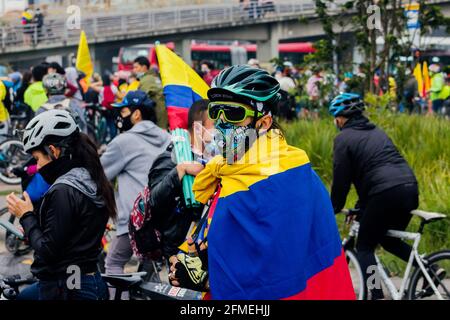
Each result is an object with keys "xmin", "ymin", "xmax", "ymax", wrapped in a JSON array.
[
  {"xmin": 407, "ymin": 250, "xmax": 450, "ymax": 300},
  {"xmin": 345, "ymin": 249, "xmax": 367, "ymax": 300},
  {"xmin": 0, "ymin": 139, "xmax": 29, "ymax": 185}
]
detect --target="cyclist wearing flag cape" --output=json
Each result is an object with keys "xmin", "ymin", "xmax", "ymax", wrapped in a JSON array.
[{"xmin": 169, "ymin": 65, "xmax": 355, "ymax": 300}]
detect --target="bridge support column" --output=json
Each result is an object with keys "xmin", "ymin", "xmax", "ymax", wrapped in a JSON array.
[
  {"xmin": 257, "ymin": 23, "xmax": 281, "ymax": 64},
  {"xmin": 174, "ymin": 39, "xmax": 192, "ymax": 67}
]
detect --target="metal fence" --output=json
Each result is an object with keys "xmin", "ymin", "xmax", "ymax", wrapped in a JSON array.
[{"xmin": 0, "ymin": 1, "xmax": 323, "ymax": 51}]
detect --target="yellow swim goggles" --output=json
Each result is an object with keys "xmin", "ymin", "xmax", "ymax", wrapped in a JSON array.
[{"xmin": 207, "ymin": 101, "xmax": 263, "ymax": 123}]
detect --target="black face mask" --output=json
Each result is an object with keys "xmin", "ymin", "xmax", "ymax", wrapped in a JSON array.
[
  {"xmin": 116, "ymin": 112, "xmax": 134, "ymax": 133},
  {"xmin": 38, "ymin": 156, "xmax": 77, "ymax": 185}
]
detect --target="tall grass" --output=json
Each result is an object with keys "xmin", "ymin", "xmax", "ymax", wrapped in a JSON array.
[{"xmin": 282, "ymin": 112, "xmax": 450, "ymax": 259}]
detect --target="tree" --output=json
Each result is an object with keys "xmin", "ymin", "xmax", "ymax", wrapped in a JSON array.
[{"xmin": 313, "ymin": 0, "xmax": 450, "ymax": 94}]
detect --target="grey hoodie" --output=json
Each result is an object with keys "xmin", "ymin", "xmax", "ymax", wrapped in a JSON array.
[
  {"xmin": 52, "ymin": 167, "xmax": 104, "ymax": 208},
  {"xmin": 100, "ymin": 120, "xmax": 171, "ymax": 235}
]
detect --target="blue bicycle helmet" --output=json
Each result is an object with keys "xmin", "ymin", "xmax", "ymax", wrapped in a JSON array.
[{"xmin": 329, "ymin": 93, "xmax": 365, "ymax": 117}]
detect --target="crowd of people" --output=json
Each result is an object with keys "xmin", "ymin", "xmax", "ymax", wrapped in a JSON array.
[
  {"xmin": 221, "ymin": 57, "xmax": 450, "ymax": 121},
  {"xmin": 20, "ymin": 7, "xmax": 46, "ymax": 46},
  {"xmin": 0, "ymin": 51, "xmax": 445, "ymax": 301}
]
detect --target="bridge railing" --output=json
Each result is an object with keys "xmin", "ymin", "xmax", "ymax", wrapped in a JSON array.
[{"xmin": 0, "ymin": 0, "xmax": 327, "ymax": 51}]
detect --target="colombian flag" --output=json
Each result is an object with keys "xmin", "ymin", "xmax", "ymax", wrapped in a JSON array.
[
  {"xmin": 155, "ymin": 44, "xmax": 209, "ymax": 130},
  {"xmin": 193, "ymin": 132, "xmax": 355, "ymax": 300}
]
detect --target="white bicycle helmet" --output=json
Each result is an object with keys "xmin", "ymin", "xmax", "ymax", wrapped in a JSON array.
[{"xmin": 22, "ymin": 109, "xmax": 79, "ymax": 153}]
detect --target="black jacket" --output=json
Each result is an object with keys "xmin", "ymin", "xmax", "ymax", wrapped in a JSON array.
[
  {"xmin": 20, "ymin": 166, "xmax": 108, "ymax": 280},
  {"xmin": 147, "ymin": 144, "xmax": 202, "ymax": 257},
  {"xmin": 331, "ymin": 116, "xmax": 417, "ymax": 213}
]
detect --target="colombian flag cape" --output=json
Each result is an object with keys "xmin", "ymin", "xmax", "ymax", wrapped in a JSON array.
[
  {"xmin": 155, "ymin": 44, "xmax": 209, "ymax": 129},
  {"xmin": 193, "ymin": 132, "xmax": 355, "ymax": 300}
]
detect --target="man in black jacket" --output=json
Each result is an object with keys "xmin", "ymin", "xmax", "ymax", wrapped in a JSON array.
[
  {"xmin": 148, "ymin": 99, "xmax": 215, "ymax": 258},
  {"xmin": 329, "ymin": 93, "xmax": 419, "ymax": 300}
]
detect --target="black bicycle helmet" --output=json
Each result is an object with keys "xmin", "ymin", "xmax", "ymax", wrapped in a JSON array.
[{"xmin": 208, "ymin": 65, "xmax": 281, "ymax": 114}]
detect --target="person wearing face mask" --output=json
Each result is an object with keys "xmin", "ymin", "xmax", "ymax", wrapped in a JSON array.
[
  {"xmin": 329, "ymin": 93, "xmax": 423, "ymax": 300},
  {"xmin": 133, "ymin": 56, "xmax": 167, "ymax": 129},
  {"xmin": 100, "ymin": 90, "xmax": 171, "ymax": 286},
  {"xmin": 6, "ymin": 110, "xmax": 116, "ymax": 300},
  {"xmin": 146, "ymin": 99, "xmax": 215, "ymax": 260},
  {"xmin": 169, "ymin": 65, "xmax": 355, "ymax": 300}
]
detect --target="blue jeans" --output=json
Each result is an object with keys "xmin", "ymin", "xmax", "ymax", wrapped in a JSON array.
[
  {"xmin": 17, "ymin": 272, "xmax": 108, "ymax": 300},
  {"xmin": 432, "ymin": 99, "xmax": 444, "ymax": 114}
]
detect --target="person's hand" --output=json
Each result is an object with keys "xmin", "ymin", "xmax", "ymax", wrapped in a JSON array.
[
  {"xmin": 168, "ymin": 255, "xmax": 181, "ymax": 286},
  {"xmin": 176, "ymin": 162, "xmax": 204, "ymax": 180},
  {"xmin": 168, "ymin": 238, "xmax": 208, "ymax": 291},
  {"xmin": 6, "ymin": 192, "xmax": 33, "ymax": 219},
  {"xmin": 345, "ymin": 213, "xmax": 357, "ymax": 226}
]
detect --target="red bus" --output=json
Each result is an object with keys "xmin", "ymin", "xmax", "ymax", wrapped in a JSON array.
[
  {"xmin": 115, "ymin": 42, "xmax": 315, "ymax": 72},
  {"xmin": 116, "ymin": 42, "xmax": 175, "ymax": 72}
]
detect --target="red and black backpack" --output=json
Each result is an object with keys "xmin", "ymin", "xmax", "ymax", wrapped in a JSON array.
[{"xmin": 128, "ymin": 186, "xmax": 162, "ymax": 260}]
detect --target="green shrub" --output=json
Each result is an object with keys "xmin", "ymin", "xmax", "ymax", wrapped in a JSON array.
[{"xmin": 282, "ymin": 113, "xmax": 450, "ymax": 257}]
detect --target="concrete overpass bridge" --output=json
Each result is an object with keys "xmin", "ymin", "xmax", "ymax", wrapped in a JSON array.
[{"xmin": 0, "ymin": 0, "xmax": 449, "ymax": 70}]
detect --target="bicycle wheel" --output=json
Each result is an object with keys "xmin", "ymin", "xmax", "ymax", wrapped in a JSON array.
[
  {"xmin": 407, "ymin": 250, "xmax": 450, "ymax": 300},
  {"xmin": 5, "ymin": 214, "xmax": 32, "ymax": 256},
  {"xmin": 346, "ymin": 249, "xmax": 366, "ymax": 300},
  {"xmin": 0, "ymin": 139, "xmax": 29, "ymax": 185}
]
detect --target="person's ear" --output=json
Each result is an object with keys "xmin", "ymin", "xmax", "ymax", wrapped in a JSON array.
[
  {"xmin": 132, "ymin": 109, "xmax": 142, "ymax": 123},
  {"xmin": 48, "ymin": 145, "xmax": 61, "ymax": 159},
  {"xmin": 255, "ymin": 114, "xmax": 273, "ymax": 131}
]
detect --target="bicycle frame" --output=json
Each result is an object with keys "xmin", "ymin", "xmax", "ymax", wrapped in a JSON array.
[
  {"xmin": 374, "ymin": 229, "xmax": 444, "ymax": 300},
  {"xmin": 0, "ymin": 219, "xmax": 25, "ymax": 240}
]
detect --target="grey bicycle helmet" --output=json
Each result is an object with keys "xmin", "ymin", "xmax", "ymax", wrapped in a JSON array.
[
  {"xmin": 208, "ymin": 65, "xmax": 281, "ymax": 113},
  {"xmin": 43, "ymin": 73, "xmax": 67, "ymax": 95},
  {"xmin": 22, "ymin": 109, "xmax": 79, "ymax": 153}
]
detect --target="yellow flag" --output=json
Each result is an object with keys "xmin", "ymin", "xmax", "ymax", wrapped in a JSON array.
[
  {"xmin": 76, "ymin": 30, "xmax": 93, "ymax": 85},
  {"xmin": 422, "ymin": 61, "xmax": 430, "ymax": 96},
  {"xmin": 413, "ymin": 63, "xmax": 423, "ymax": 98}
]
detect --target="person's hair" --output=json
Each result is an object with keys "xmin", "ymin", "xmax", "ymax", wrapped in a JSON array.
[
  {"xmin": 43, "ymin": 133, "xmax": 117, "ymax": 220},
  {"xmin": 188, "ymin": 99, "xmax": 209, "ymax": 132},
  {"xmin": 101, "ymin": 74, "xmax": 111, "ymax": 86},
  {"xmin": 138, "ymin": 106, "xmax": 156, "ymax": 123},
  {"xmin": 118, "ymin": 78, "xmax": 127, "ymax": 87},
  {"xmin": 200, "ymin": 60, "xmax": 214, "ymax": 70},
  {"xmin": 134, "ymin": 56, "xmax": 150, "ymax": 69},
  {"xmin": 32, "ymin": 64, "xmax": 48, "ymax": 82},
  {"xmin": 48, "ymin": 62, "xmax": 65, "ymax": 75},
  {"xmin": 21, "ymin": 70, "xmax": 33, "ymax": 87},
  {"xmin": 129, "ymin": 72, "xmax": 138, "ymax": 80},
  {"xmin": 269, "ymin": 118, "xmax": 284, "ymax": 138}
]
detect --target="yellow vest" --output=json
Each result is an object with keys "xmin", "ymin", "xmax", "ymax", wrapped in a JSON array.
[{"xmin": 0, "ymin": 82, "xmax": 9, "ymax": 122}]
